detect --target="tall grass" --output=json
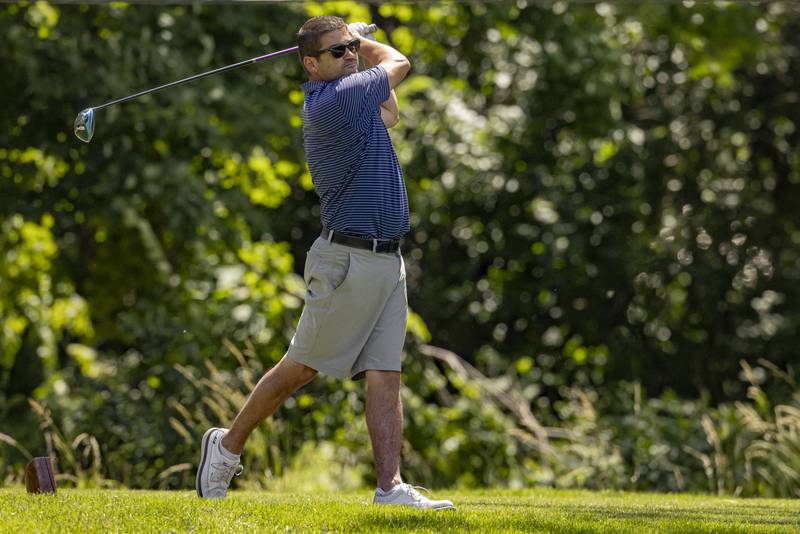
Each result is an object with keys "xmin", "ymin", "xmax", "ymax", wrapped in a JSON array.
[
  {"xmin": 668, "ymin": 359, "xmax": 800, "ymax": 497},
  {"xmin": 402, "ymin": 344, "xmax": 800, "ymax": 497},
  {"xmin": 537, "ymin": 358, "xmax": 800, "ymax": 497},
  {"xmin": 737, "ymin": 359, "xmax": 800, "ymax": 497},
  {"xmin": 1, "ymin": 340, "xmax": 798, "ymax": 497},
  {"xmin": 169, "ymin": 338, "xmax": 367, "ymax": 491},
  {"xmin": 169, "ymin": 338, "xmax": 294, "ymax": 490},
  {"xmin": 0, "ymin": 399, "xmax": 115, "ymax": 488}
]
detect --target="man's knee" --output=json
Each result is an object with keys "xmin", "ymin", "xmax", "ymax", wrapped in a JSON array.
[
  {"xmin": 366, "ymin": 370, "xmax": 401, "ymax": 390},
  {"xmin": 295, "ymin": 364, "xmax": 318, "ymax": 385},
  {"xmin": 281, "ymin": 356, "xmax": 318, "ymax": 386}
]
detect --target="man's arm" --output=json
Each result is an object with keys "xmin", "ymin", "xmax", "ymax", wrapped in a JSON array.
[
  {"xmin": 349, "ymin": 24, "xmax": 408, "ymax": 127},
  {"xmin": 362, "ymin": 54, "xmax": 400, "ymax": 128},
  {"xmin": 379, "ymin": 91, "xmax": 399, "ymax": 128},
  {"xmin": 357, "ymin": 37, "xmax": 411, "ymax": 91}
]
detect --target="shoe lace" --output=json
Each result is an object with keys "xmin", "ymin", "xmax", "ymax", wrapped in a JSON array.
[
  {"xmin": 403, "ymin": 484, "xmax": 432, "ymax": 502},
  {"xmin": 210, "ymin": 462, "xmax": 244, "ymax": 484}
]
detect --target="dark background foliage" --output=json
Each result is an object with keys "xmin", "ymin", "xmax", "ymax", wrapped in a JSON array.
[{"xmin": 1, "ymin": 1, "xmax": 799, "ymax": 496}]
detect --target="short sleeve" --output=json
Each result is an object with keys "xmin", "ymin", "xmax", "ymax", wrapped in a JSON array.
[{"xmin": 334, "ymin": 66, "xmax": 390, "ymax": 121}]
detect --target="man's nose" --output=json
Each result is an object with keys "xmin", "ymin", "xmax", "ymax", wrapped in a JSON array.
[{"xmin": 344, "ymin": 46, "xmax": 357, "ymax": 59}]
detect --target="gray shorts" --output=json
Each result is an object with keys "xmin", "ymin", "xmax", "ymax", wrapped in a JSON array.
[{"xmin": 286, "ymin": 236, "xmax": 407, "ymax": 379}]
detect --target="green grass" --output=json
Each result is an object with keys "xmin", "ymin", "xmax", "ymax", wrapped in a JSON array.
[{"xmin": 1, "ymin": 487, "xmax": 798, "ymax": 533}]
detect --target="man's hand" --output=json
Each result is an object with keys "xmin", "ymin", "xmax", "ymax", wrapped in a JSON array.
[{"xmin": 348, "ymin": 22, "xmax": 376, "ymax": 41}]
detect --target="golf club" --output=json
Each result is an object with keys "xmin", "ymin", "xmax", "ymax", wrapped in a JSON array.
[{"xmin": 74, "ymin": 24, "xmax": 377, "ymax": 143}]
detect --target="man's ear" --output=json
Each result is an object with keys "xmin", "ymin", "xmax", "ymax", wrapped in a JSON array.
[{"xmin": 303, "ymin": 56, "xmax": 319, "ymax": 77}]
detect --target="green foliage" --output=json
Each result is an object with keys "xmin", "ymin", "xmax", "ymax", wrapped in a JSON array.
[
  {"xmin": 0, "ymin": 213, "xmax": 92, "ymax": 387},
  {"xmin": 386, "ymin": 1, "xmax": 800, "ymax": 400},
  {"xmin": 1, "ymin": 0, "xmax": 312, "ymax": 487}
]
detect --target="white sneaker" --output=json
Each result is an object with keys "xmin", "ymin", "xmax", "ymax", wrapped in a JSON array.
[
  {"xmin": 373, "ymin": 483, "xmax": 455, "ymax": 510},
  {"xmin": 196, "ymin": 427, "xmax": 243, "ymax": 498}
]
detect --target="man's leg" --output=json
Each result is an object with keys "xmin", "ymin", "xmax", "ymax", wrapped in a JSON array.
[
  {"xmin": 197, "ymin": 355, "xmax": 316, "ymax": 498},
  {"xmin": 222, "ymin": 355, "xmax": 318, "ymax": 454},
  {"xmin": 365, "ymin": 370, "xmax": 403, "ymax": 491},
  {"xmin": 366, "ymin": 369, "xmax": 455, "ymax": 509}
]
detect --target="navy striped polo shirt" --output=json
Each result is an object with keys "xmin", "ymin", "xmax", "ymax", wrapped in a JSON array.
[{"xmin": 301, "ymin": 66, "xmax": 409, "ymax": 240}]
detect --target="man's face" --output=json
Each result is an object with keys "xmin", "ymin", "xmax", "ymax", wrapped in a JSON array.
[{"xmin": 305, "ymin": 28, "xmax": 359, "ymax": 81}]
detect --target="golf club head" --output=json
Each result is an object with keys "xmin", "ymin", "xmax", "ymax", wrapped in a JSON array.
[{"xmin": 74, "ymin": 108, "xmax": 94, "ymax": 143}]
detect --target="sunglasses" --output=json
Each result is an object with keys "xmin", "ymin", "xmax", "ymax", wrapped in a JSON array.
[{"xmin": 310, "ymin": 38, "xmax": 361, "ymax": 59}]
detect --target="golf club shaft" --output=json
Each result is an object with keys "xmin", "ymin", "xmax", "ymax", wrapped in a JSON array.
[
  {"xmin": 91, "ymin": 24, "xmax": 377, "ymax": 112},
  {"xmin": 93, "ymin": 46, "xmax": 298, "ymax": 111}
]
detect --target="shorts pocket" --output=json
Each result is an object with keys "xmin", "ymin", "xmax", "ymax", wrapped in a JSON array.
[
  {"xmin": 305, "ymin": 248, "xmax": 351, "ymax": 297},
  {"xmin": 292, "ymin": 248, "xmax": 351, "ymax": 353},
  {"xmin": 322, "ymin": 250, "xmax": 351, "ymax": 291}
]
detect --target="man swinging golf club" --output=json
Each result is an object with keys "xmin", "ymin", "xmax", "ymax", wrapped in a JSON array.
[{"xmin": 196, "ymin": 16, "xmax": 454, "ymax": 510}]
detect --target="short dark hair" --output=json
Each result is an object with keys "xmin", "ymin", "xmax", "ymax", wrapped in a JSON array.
[{"xmin": 297, "ymin": 16, "xmax": 348, "ymax": 62}]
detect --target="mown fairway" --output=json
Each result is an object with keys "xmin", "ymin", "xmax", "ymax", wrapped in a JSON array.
[{"xmin": 1, "ymin": 488, "xmax": 798, "ymax": 533}]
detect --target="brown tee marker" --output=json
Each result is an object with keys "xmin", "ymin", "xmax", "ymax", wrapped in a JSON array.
[{"xmin": 25, "ymin": 457, "xmax": 57, "ymax": 494}]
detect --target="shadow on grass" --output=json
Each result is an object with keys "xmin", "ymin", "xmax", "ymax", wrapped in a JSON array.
[
  {"xmin": 351, "ymin": 500, "xmax": 800, "ymax": 533},
  {"xmin": 356, "ymin": 511, "xmax": 467, "ymax": 530},
  {"xmin": 578, "ymin": 509, "xmax": 798, "ymax": 526},
  {"xmin": 352, "ymin": 511, "xmax": 590, "ymax": 534},
  {"xmin": 563, "ymin": 503, "xmax": 800, "ymax": 526}
]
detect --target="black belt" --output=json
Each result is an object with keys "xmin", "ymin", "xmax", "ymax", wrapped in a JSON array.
[{"xmin": 321, "ymin": 227, "xmax": 401, "ymax": 253}]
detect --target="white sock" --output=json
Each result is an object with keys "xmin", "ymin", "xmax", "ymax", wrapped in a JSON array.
[
  {"xmin": 218, "ymin": 439, "xmax": 240, "ymax": 461},
  {"xmin": 377, "ymin": 484, "xmax": 400, "ymax": 495}
]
